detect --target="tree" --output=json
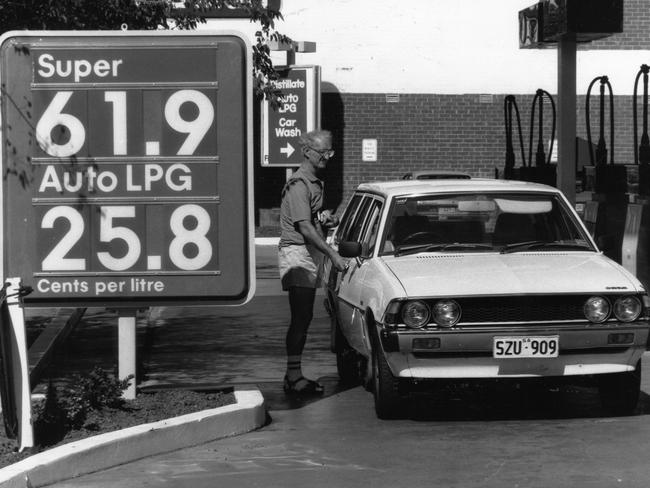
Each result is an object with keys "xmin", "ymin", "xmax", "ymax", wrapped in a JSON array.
[{"xmin": 0, "ymin": 0, "xmax": 290, "ymax": 102}]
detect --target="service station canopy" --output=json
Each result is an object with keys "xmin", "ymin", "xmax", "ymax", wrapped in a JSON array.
[{"xmin": 0, "ymin": 31, "xmax": 254, "ymax": 307}]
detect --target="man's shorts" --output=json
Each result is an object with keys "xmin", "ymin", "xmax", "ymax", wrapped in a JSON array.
[{"xmin": 278, "ymin": 244, "xmax": 324, "ymax": 291}]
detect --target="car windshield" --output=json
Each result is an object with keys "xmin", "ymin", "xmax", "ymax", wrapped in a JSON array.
[{"xmin": 381, "ymin": 192, "xmax": 594, "ymax": 256}]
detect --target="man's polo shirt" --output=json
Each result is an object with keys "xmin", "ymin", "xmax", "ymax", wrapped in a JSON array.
[{"xmin": 279, "ymin": 166, "xmax": 324, "ymax": 247}]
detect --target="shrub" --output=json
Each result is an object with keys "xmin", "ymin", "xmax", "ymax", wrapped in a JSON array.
[{"xmin": 36, "ymin": 367, "xmax": 134, "ymax": 435}]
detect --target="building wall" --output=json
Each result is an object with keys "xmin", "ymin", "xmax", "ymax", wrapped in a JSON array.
[{"xmin": 257, "ymin": 91, "xmax": 643, "ymax": 215}]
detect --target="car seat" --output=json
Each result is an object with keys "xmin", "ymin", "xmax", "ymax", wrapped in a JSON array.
[
  {"xmin": 390, "ymin": 215, "xmax": 430, "ymax": 245},
  {"xmin": 493, "ymin": 213, "xmax": 537, "ymax": 246}
]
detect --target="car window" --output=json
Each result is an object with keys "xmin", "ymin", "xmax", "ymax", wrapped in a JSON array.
[
  {"xmin": 335, "ymin": 194, "xmax": 364, "ymax": 243},
  {"xmin": 380, "ymin": 192, "xmax": 593, "ymax": 255},
  {"xmin": 347, "ymin": 197, "xmax": 373, "ymax": 242},
  {"xmin": 362, "ymin": 199, "xmax": 383, "ymax": 256}
]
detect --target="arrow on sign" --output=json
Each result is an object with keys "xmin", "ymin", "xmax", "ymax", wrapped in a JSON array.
[{"xmin": 280, "ymin": 142, "xmax": 295, "ymax": 158}]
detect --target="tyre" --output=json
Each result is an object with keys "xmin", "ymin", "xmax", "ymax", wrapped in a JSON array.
[
  {"xmin": 372, "ymin": 345, "xmax": 402, "ymax": 419},
  {"xmin": 598, "ymin": 359, "xmax": 641, "ymax": 416}
]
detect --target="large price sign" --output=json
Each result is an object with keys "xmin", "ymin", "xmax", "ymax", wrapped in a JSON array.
[{"xmin": 0, "ymin": 32, "xmax": 254, "ymax": 307}]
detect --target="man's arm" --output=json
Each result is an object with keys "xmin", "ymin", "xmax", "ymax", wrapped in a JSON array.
[{"xmin": 296, "ymin": 220, "xmax": 347, "ymax": 272}]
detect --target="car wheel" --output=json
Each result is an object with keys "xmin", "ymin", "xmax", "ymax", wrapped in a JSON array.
[
  {"xmin": 335, "ymin": 323, "xmax": 362, "ymax": 385},
  {"xmin": 372, "ymin": 344, "xmax": 402, "ymax": 419},
  {"xmin": 598, "ymin": 359, "xmax": 641, "ymax": 416}
]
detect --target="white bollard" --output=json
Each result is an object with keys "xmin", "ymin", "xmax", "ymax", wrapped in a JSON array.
[{"xmin": 118, "ymin": 310, "xmax": 137, "ymax": 400}]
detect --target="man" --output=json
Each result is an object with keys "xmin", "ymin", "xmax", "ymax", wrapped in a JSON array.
[{"xmin": 278, "ymin": 129, "xmax": 348, "ymax": 394}]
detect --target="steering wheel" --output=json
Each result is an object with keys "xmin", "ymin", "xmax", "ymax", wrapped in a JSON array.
[{"xmin": 400, "ymin": 231, "xmax": 440, "ymax": 245}]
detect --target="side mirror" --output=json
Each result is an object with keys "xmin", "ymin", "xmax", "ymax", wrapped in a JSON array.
[{"xmin": 338, "ymin": 241, "xmax": 362, "ymax": 258}]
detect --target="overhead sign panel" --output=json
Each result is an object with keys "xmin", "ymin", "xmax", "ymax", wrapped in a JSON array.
[
  {"xmin": 519, "ymin": 0, "xmax": 623, "ymax": 48},
  {"xmin": 0, "ymin": 31, "xmax": 254, "ymax": 307},
  {"xmin": 262, "ymin": 66, "xmax": 320, "ymax": 167}
]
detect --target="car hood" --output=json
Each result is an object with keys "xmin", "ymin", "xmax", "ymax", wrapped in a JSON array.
[{"xmin": 382, "ymin": 252, "xmax": 642, "ymax": 297}]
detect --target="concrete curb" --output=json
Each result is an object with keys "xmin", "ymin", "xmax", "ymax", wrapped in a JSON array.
[{"xmin": 0, "ymin": 388, "xmax": 266, "ymax": 488}]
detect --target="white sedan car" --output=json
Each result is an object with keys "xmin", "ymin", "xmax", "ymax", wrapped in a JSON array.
[{"xmin": 323, "ymin": 179, "xmax": 650, "ymax": 419}]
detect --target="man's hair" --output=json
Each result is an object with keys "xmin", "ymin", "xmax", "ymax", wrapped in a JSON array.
[{"xmin": 299, "ymin": 129, "xmax": 332, "ymax": 148}]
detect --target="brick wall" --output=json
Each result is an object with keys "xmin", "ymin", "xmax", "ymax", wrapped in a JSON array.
[{"xmin": 255, "ymin": 91, "xmax": 646, "ymax": 216}]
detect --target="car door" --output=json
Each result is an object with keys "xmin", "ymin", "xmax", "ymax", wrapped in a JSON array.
[
  {"xmin": 335, "ymin": 196, "xmax": 384, "ymax": 353},
  {"xmin": 330, "ymin": 195, "xmax": 371, "ymax": 325},
  {"xmin": 325, "ymin": 193, "xmax": 364, "ymax": 296}
]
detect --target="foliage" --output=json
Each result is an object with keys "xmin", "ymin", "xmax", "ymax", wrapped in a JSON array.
[
  {"xmin": 34, "ymin": 367, "xmax": 133, "ymax": 444},
  {"xmin": 0, "ymin": 0, "xmax": 290, "ymax": 102},
  {"xmin": 61, "ymin": 367, "xmax": 134, "ymax": 428}
]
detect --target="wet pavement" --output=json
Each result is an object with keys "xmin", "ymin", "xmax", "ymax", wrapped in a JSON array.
[
  {"xmin": 50, "ymin": 356, "xmax": 650, "ymax": 488},
  {"xmin": 30, "ymin": 242, "xmax": 650, "ymax": 487}
]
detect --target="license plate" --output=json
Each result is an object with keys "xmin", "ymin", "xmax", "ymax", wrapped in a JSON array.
[{"xmin": 493, "ymin": 336, "xmax": 559, "ymax": 358}]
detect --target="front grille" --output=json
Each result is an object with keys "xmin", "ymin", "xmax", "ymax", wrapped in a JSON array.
[
  {"xmin": 457, "ymin": 296, "xmax": 586, "ymax": 324},
  {"xmin": 412, "ymin": 295, "xmax": 611, "ymax": 326}
]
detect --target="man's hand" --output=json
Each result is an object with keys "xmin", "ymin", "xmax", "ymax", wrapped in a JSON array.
[
  {"xmin": 331, "ymin": 252, "xmax": 348, "ymax": 273},
  {"xmin": 296, "ymin": 220, "xmax": 348, "ymax": 272},
  {"xmin": 318, "ymin": 210, "xmax": 339, "ymax": 228}
]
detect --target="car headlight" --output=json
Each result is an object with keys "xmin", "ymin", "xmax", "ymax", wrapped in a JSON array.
[
  {"xmin": 613, "ymin": 296, "xmax": 642, "ymax": 322},
  {"xmin": 401, "ymin": 300, "xmax": 430, "ymax": 328},
  {"xmin": 432, "ymin": 300, "xmax": 461, "ymax": 327},
  {"xmin": 584, "ymin": 296, "xmax": 610, "ymax": 323}
]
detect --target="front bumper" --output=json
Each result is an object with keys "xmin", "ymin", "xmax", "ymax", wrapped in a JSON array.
[{"xmin": 379, "ymin": 321, "xmax": 650, "ymax": 379}]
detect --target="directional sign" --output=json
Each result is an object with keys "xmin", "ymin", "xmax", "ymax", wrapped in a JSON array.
[
  {"xmin": 0, "ymin": 31, "xmax": 254, "ymax": 307},
  {"xmin": 262, "ymin": 66, "xmax": 320, "ymax": 167}
]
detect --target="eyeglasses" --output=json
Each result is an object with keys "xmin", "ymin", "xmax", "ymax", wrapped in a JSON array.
[{"xmin": 309, "ymin": 146, "xmax": 334, "ymax": 158}]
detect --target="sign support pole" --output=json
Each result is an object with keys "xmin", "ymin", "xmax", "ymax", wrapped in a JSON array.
[
  {"xmin": 557, "ymin": 36, "xmax": 577, "ymax": 205},
  {"xmin": 118, "ymin": 309, "xmax": 137, "ymax": 400},
  {"xmin": 5, "ymin": 278, "xmax": 33, "ymax": 451}
]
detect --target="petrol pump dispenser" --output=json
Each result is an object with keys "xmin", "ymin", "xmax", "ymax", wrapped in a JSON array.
[
  {"xmin": 522, "ymin": 89, "xmax": 556, "ymax": 185},
  {"xmin": 503, "ymin": 95, "xmax": 525, "ymax": 180},
  {"xmin": 502, "ymin": 90, "xmax": 556, "ymax": 186},
  {"xmin": 585, "ymin": 76, "xmax": 629, "ymax": 263},
  {"xmin": 634, "ymin": 64, "xmax": 650, "ymax": 190},
  {"xmin": 622, "ymin": 65, "xmax": 650, "ymax": 290},
  {"xmin": 583, "ymin": 74, "xmax": 627, "ymax": 264},
  {"xmin": 584, "ymin": 75, "xmax": 626, "ymax": 192}
]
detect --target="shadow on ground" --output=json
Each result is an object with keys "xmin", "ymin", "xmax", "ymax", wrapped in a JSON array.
[{"xmin": 389, "ymin": 378, "xmax": 650, "ymax": 422}]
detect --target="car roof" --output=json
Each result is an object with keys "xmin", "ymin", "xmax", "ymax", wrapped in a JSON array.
[{"xmin": 356, "ymin": 178, "xmax": 562, "ymax": 198}]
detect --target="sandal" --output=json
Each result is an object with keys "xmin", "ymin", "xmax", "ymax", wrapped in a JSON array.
[{"xmin": 283, "ymin": 375, "xmax": 324, "ymax": 395}]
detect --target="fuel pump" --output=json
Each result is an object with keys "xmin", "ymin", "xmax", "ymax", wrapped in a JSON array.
[
  {"xmin": 584, "ymin": 74, "xmax": 627, "ymax": 263},
  {"xmin": 503, "ymin": 95, "xmax": 526, "ymax": 180},
  {"xmin": 529, "ymin": 89, "xmax": 556, "ymax": 168},
  {"xmin": 634, "ymin": 64, "xmax": 650, "ymax": 194},
  {"xmin": 585, "ymin": 75, "xmax": 626, "ymax": 191},
  {"xmin": 521, "ymin": 89, "xmax": 556, "ymax": 185},
  {"xmin": 502, "ymin": 90, "xmax": 556, "ymax": 185},
  {"xmin": 634, "ymin": 65, "xmax": 650, "ymax": 165},
  {"xmin": 623, "ymin": 65, "xmax": 650, "ymax": 289}
]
